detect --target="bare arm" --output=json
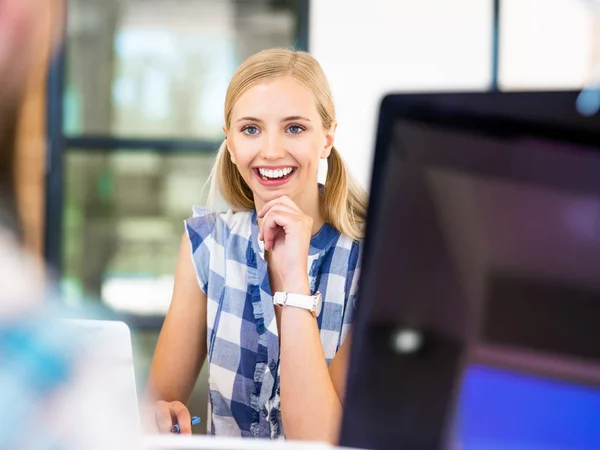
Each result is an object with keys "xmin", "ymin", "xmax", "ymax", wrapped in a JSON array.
[
  {"xmin": 328, "ymin": 330, "xmax": 352, "ymax": 402},
  {"xmin": 279, "ymin": 286, "xmax": 352, "ymax": 444},
  {"xmin": 147, "ymin": 233, "xmax": 207, "ymax": 405}
]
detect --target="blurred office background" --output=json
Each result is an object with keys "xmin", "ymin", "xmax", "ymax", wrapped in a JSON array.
[{"xmin": 15, "ymin": 0, "xmax": 600, "ymax": 434}]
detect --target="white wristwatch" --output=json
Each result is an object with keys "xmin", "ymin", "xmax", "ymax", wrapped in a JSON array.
[{"xmin": 273, "ymin": 291, "xmax": 323, "ymax": 317}]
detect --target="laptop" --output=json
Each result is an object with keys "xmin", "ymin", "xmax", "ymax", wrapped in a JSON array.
[{"xmin": 340, "ymin": 91, "xmax": 600, "ymax": 450}]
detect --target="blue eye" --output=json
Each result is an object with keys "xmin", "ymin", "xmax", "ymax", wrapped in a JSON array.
[
  {"xmin": 243, "ymin": 126, "xmax": 259, "ymax": 135},
  {"xmin": 287, "ymin": 125, "xmax": 303, "ymax": 134}
]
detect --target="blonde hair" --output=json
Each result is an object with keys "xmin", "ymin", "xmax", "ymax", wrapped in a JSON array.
[{"xmin": 207, "ymin": 48, "xmax": 368, "ymax": 240}]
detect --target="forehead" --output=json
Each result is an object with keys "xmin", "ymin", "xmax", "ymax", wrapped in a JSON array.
[{"xmin": 231, "ymin": 76, "xmax": 319, "ymax": 120}]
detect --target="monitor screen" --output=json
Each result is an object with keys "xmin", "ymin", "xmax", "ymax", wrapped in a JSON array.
[
  {"xmin": 390, "ymin": 116, "xmax": 600, "ymax": 366},
  {"xmin": 456, "ymin": 363, "xmax": 600, "ymax": 450}
]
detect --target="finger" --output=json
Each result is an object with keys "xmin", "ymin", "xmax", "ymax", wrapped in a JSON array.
[
  {"xmin": 155, "ymin": 401, "xmax": 174, "ymax": 434},
  {"xmin": 258, "ymin": 195, "xmax": 301, "ymax": 218},
  {"xmin": 258, "ymin": 204, "xmax": 299, "ymax": 241},
  {"xmin": 262, "ymin": 210, "xmax": 295, "ymax": 251},
  {"xmin": 171, "ymin": 401, "xmax": 192, "ymax": 435}
]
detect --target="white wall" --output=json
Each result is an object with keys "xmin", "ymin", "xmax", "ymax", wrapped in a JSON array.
[
  {"xmin": 499, "ymin": 0, "xmax": 595, "ymax": 90},
  {"xmin": 310, "ymin": 0, "xmax": 494, "ymax": 190},
  {"xmin": 310, "ymin": 0, "xmax": 599, "ymax": 190}
]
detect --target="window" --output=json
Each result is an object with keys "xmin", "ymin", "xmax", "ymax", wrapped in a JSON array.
[
  {"xmin": 498, "ymin": 0, "xmax": 600, "ymax": 90},
  {"xmin": 62, "ymin": 151, "xmax": 215, "ymax": 316},
  {"xmin": 64, "ymin": 0, "xmax": 306, "ymax": 138}
]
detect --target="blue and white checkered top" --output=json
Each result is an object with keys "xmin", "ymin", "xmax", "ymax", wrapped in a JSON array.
[{"xmin": 185, "ymin": 207, "xmax": 362, "ymax": 438}]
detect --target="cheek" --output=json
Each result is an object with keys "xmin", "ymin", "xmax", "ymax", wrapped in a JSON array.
[
  {"xmin": 289, "ymin": 137, "xmax": 324, "ymax": 166},
  {"xmin": 230, "ymin": 137, "xmax": 259, "ymax": 168}
]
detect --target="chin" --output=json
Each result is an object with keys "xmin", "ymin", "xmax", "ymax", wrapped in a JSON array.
[
  {"xmin": 259, "ymin": 190, "xmax": 293, "ymax": 203},
  {"xmin": 255, "ymin": 184, "xmax": 298, "ymax": 202}
]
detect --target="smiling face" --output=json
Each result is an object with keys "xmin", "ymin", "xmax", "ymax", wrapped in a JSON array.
[{"xmin": 225, "ymin": 75, "xmax": 336, "ymax": 214}]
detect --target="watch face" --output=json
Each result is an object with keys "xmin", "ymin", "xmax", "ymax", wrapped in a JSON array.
[{"xmin": 315, "ymin": 292, "xmax": 323, "ymax": 317}]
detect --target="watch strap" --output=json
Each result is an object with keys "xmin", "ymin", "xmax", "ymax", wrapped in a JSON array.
[{"xmin": 273, "ymin": 291, "xmax": 320, "ymax": 314}]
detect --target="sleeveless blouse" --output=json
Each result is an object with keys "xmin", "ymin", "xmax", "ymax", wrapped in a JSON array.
[{"xmin": 185, "ymin": 208, "xmax": 362, "ymax": 438}]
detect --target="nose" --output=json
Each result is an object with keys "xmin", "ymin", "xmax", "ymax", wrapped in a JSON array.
[{"xmin": 260, "ymin": 132, "xmax": 286, "ymax": 160}]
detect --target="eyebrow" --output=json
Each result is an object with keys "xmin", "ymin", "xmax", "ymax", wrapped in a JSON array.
[
  {"xmin": 236, "ymin": 116, "xmax": 311, "ymax": 123},
  {"xmin": 282, "ymin": 115, "xmax": 311, "ymax": 122}
]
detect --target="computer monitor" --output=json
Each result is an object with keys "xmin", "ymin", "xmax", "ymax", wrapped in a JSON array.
[{"xmin": 340, "ymin": 91, "xmax": 600, "ymax": 450}]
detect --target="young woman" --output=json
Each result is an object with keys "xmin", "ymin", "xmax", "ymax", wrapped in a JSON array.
[{"xmin": 148, "ymin": 48, "xmax": 367, "ymax": 443}]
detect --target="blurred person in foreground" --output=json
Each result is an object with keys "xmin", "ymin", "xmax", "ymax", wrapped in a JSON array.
[{"xmin": 0, "ymin": 1, "xmax": 141, "ymax": 448}]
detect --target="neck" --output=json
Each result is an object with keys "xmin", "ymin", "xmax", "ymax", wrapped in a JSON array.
[
  {"xmin": 303, "ymin": 188, "xmax": 326, "ymax": 236},
  {"xmin": 255, "ymin": 185, "xmax": 325, "ymax": 236}
]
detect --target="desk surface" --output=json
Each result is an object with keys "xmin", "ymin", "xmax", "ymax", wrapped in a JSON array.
[{"xmin": 143, "ymin": 435, "xmax": 360, "ymax": 450}]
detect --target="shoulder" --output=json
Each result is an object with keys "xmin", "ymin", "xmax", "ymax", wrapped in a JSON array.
[
  {"xmin": 184, "ymin": 208, "xmax": 255, "ymax": 286},
  {"xmin": 185, "ymin": 207, "xmax": 254, "ymax": 246},
  {"xmin": 333, "ymin": 231, "xmax": 363, "ymax": 268},
  {"xmin": 334, "ymin": 233, "xmax": 363, "ymax": 295},
  {"xmin": 315, "ymin": 227, "xmax": 363, "ymax": 289}
]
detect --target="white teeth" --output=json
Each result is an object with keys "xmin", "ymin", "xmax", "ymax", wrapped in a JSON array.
[{"xmin": 258, "ymin": 167, "xmax": 294, "ymax": 179}]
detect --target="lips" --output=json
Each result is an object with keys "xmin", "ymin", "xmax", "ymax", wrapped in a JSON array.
[{"xmin": 253, "ymin": 167, "xmax": 297, "ymax": 187}]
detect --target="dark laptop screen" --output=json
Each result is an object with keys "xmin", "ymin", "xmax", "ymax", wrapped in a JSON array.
[{"xmin": 341, "ymin": 92, "xmax": 600, "ymax": 450}]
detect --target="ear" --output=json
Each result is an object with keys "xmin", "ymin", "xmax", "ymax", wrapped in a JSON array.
[
  {"xmin": 223, "ymin": 125, "xmax": 237, "ymax": 165},
  {"xmin": 321, "ymin": 121, "xmax": 337, "ymax": 159}
]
